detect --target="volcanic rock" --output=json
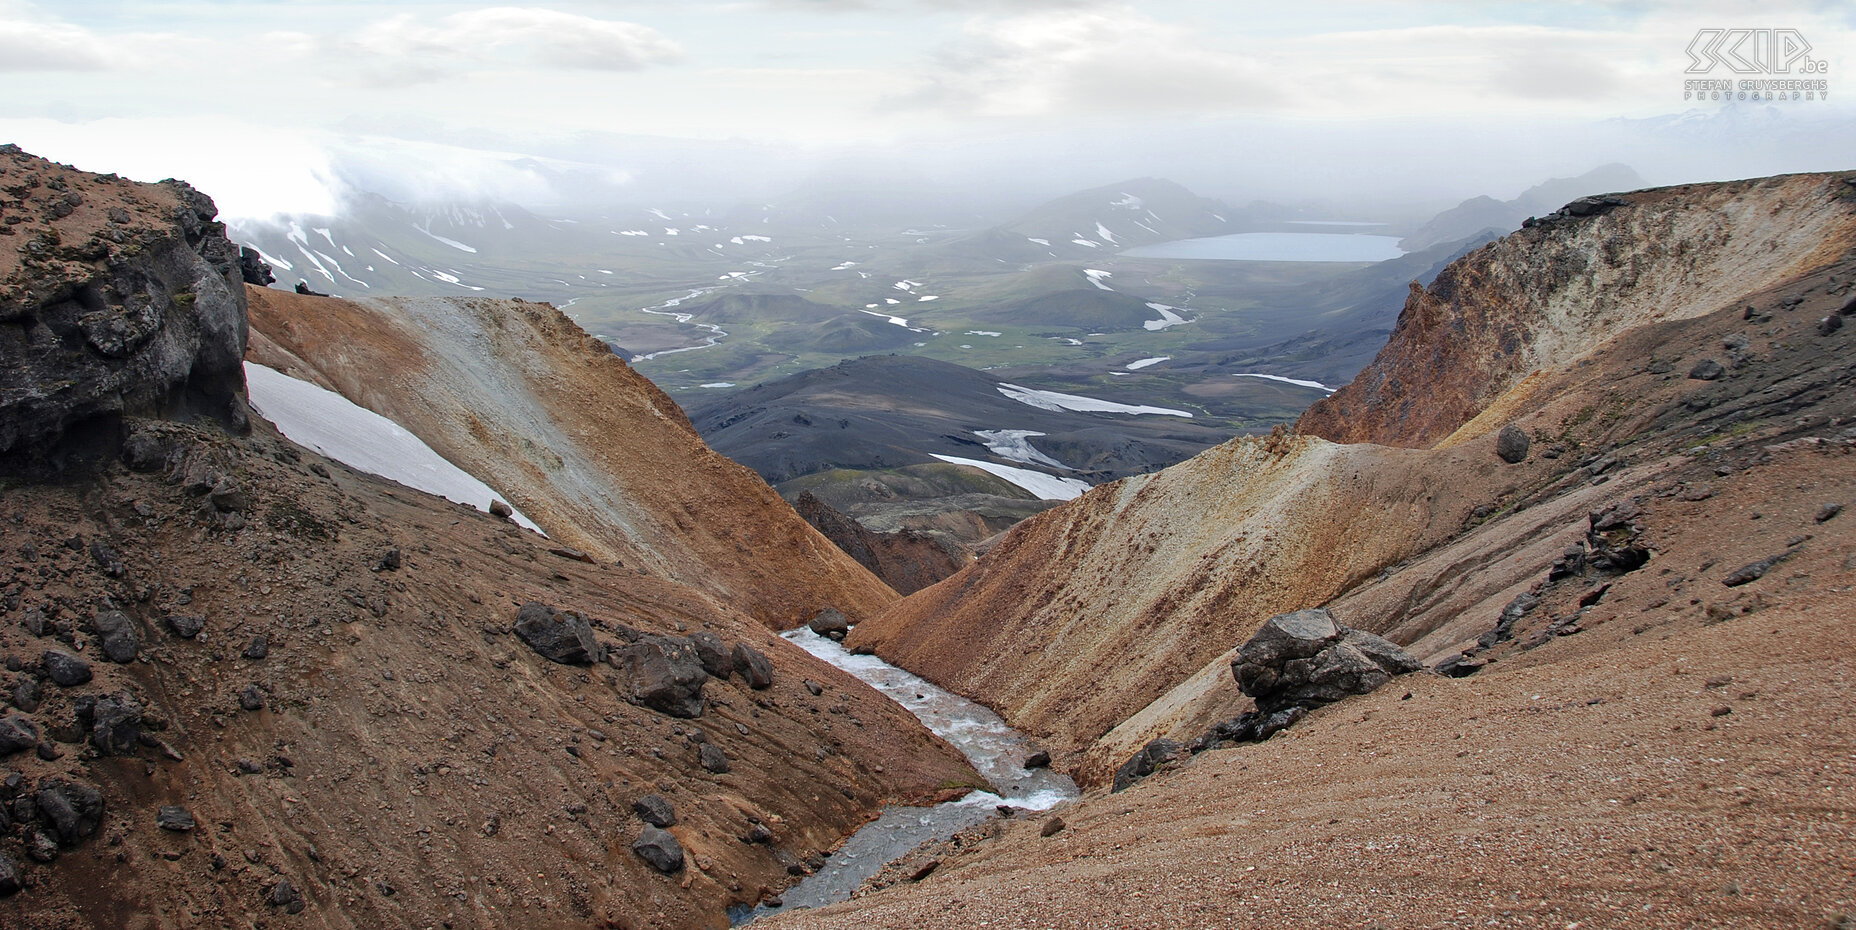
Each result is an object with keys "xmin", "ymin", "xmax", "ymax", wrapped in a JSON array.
[
  {"xmin": 633, "ymin": 825, "xmax": 685, "ymax": 873},
  {"xmin": 807, "ymin": 608, "xmax": 850, "ymax": 640},
  {"xmin": 631, "ymin": 794, "xmax": 676, "ymax": 827},
  {"xmin": 92, "ymin": 609, "xmax": 140, "ymax": 663},
  {"xmin": 613, "ymin": 636, "xmax": 708, "ymax": 718},
  {"xmin": 1495, "ymin": 424, "xmax": 1531, "ymax": 463},
  {"xmin": 733, "ymin": 642, "xmax": 775, "ymax": 690},
  {"xmin": 42, "ymin": 650, "xmax": 91, "ymax": 687},
  {"xmin": 689, "ymin": 630, "xmax": 735, "ymax": 679},
  {"xmin": 513, "ymin": 601, "xmax": 605, "ymax": 665},
  {"xmin": 1231, "ymin": 609, "xmax": 1422, "ymax": 715}
]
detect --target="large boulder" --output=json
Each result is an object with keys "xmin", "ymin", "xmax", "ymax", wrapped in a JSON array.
[
  {"xmin": 513, "ymin": 602, "xmax": 605, "ymax": 665},
  {"xmin": 92, "ymin": 609, "xmax": 140, "ymax": 663},
  {"xmin": 632, "ymin": 825, "xmax": 685, "ymax": 873},
  {"xmin": 1231, "ymin": 608, "xmax": 1422, "ymax": 715},
  {"xmin": 0, "ymin": 148, "xmax": 249, "ymax": 476},
  {"xmin": 0, "ymin": 715, "xmax": 40, "ymax": 757},
  {"xmin": 613, "ymin": 636, "xmax": 708, "ymax": 718},
  {"xmin": 1111, "ymin": 737, "xmax": 1187, "ymax": 793},
  {"xmin": 688, "ymin": 631, "xmax": 734, "ymax": 679},
  {"xmin": 89, "ymin": 692, "xmax": 143, "ymax": 755},
  {"xmin": 1495, "ymin": 424, "xmax": 1531, "ymax": 464},
  {"xmin": 35, "ymin": 779, "xmax": 104, "ymax": 847},
  {"xmin": 807, "ymin": 608, "xmax": 850, "ymax": 641},
  {"xmin": 42, "ymin": 649, "xmax": 92, "ymax": 687},
  {"xmin": 732, "ymin": 642, "xmax": 774, "ymax": 690}
]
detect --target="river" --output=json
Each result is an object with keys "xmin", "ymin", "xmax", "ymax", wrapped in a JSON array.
[{"xmin": 731, "ymin": 629, "xmax": 1078, "ymax": 923}]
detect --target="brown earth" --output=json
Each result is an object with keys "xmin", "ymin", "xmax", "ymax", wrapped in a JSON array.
[
  {"xmin": 245, "ymin": 286, "xmax": 898, "ymax": 629},
  {"xmin": 0, "ymin": 416, "xmax": 979, "ymax": 930}
]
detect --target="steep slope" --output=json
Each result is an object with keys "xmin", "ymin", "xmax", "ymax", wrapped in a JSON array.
[
  {"xmin": 792, "ymin": 493, "xmax": 969, "ymax": 595},
  {"xmin": 245, "ymin": 286, "xmax": 898, "ymax": 627},
  {"xmin": 1398, "ymin": 163, "xmax": 1646, "ymax": 252},
  {"xmin": 1300, "ymin": 172, "xmax": 1856, "ymax": 447},
  {"xmin": 846, "ymin": 169, "xmax": 1856, "ymax": 784},
  {"xmin": 0, "ymin": 149, "xmax": 980, "ymax": 930}
]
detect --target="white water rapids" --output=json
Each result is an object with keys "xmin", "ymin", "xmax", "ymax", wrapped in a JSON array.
[{"xmin": 733, "ymin": 629, "xmax": 1078, "ymax": 922}]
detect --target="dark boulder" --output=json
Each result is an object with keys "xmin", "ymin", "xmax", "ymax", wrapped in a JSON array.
[
  {"xmin": 239, "ymin": 684, "xmax": 265, "ymax": 712},
  {"xmin": 0, "ymin": 715, "xmax": 40, "ymax": 757},
  {"xmin": 689, "ymin": 631, "xmax": 734, "ymax": 679},
  {"xmin": 1112, "ymin": 738, "xmax": 1186, "ymax": 793},
  {"xmin": 89, "ymin": 693, "xmax": 143, "ymax": 755},
  {"xmin": 1023, "ymin": 750, "xmax": 1051, "ymax": 770},
  {"xmin": 268, "ymin": 878, "xmax": 305, "ymax": 913},
  {"xmin": 633, "ymin": 825, "xmax": 685, "ymax": 873},
  {"xmin": 92, "ymin": 610, "xmax": 140, "ymax": 663},
  {"xmin": 43, "ymin": 649, "xmax": 92, "ymax": 687},
  {"xmin": 156, "ymin": 805, "xmax": 196, "ymax": 832},
  {"xmin": 238, "ymin": 246, "xmax": 274, "ymax": 286},
  {"xmin": 512, "ymin": 602, "xmax": 605, "ymax": 665},
  {"xmin": 1688, "ymin": 359, "xmax": 1725, "ymax": 381},
  {"xmin": 89, "ymin": 541, "xmax": 124, "ymax": 577},
  {"xmin": 698, "ymin": 743, "xmax": 730, "ymax": 774},
  {"xmin": 613, "ymin": 637, "xmax": 708, "ymax": 718},
  {"xmin": 35, "ymin": 779, "xmax": 104, "ymax": 846},
  {"xmin": 1231, "ymin": 608, "xmax": 1421, "ymax": 715},
  {"xmin": 732, "ymin": 643, "xmax": 774, "ymax": 690},
  {"xmin": 243, "ymin": 634, "xmax": 269, "ymax": 660},
  {"xmin": 631, "ymin": 794, "xmax": 676, "ymax": 828},
  {"xmin": 0, "ymin": 852, "xmax": 20, "ymax": 896},
  {"xmin": 1821, "ymin": 314, "xmax": 1845, "ymax": 337},
  {"xmin": 167, "ymin": 614, "xmax": 205, "ymax": 639},
  {"xmin": 10, "ymin": 678, "xmax": 39, "ymax": 713},
  {"xmin": 1495, "ymin": 425, "xmax": 1531, "ymax": 464},
  {"xmin": 807, "ymin": 608, "xmax": 850, "ymax": 640}
]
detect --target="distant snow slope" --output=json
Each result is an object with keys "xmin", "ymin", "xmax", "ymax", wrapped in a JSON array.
[
  {"xmin": 931, "ymin": 454, "xmax": 1091, "ymax": 501},
  {"xmin": 997, "ymin": 383, "xmax": 1193, "ymax": 418},
  {"xmin": 244, "ymin": 362, "xmax": 542, "ymax": 532}
]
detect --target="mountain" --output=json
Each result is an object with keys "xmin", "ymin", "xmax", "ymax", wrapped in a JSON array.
[
  {"xmin": 845, "ymin": 170, "xmax": 1856, "ymax": 776},
  {"xmin": 0, "ymin": 148, "xmax": 981, "ymax": 928},
  {"xmin": 808, "ymin": 168, "xmax": 1856, "ymax": 925},
  {"xmin": 951, "ymin": 177, "xmax": 1235, "ymax": 263},
  {"xmin": 1399, "ymin": 163, "xmax": 1646, "ymax": 252}
]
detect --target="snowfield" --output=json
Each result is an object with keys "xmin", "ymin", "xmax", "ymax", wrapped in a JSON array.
[
  {"xmin": 931, "ymin": 454, "xmax": 1090, "ymax": 501},
  {"xmin": 244, "ymin": 363, "xmax": 541, "ymax": 532},
  {"xmin": 1126, "ymin": 356, "xmax": 1171, "ymax": 370},
  {"xmin": 997, "ymin": 383, "xmax": 1193, "ymax": 418},
  {"xmin": 973, "ymin": 429, "xmax": 1068, "ymax": 469},
  {"xmin": 1233, "ymin": 372, "xmax": 1334, "ymax": 392}
]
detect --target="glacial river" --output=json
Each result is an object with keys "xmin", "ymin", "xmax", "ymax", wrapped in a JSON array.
[{"xmin": 731, "ymin": 629, "xmax": 1078, "ymax": 923}]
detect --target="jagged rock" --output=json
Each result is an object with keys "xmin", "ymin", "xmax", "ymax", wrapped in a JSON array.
[
  {"xmin": 1495, "ymin": 425, "xmax": 1531, "ymax": 463},
  {"xmin": 156, "ymin": 805, "xmax": 195, "ymax": 831},
  {"xmin": 89, "ymin": 540, "xmax": 124, "ymax": 577},
  {"xmin": 35, "ymin": 779, "xmax": 104, "ymax": 846},
  {"xmin": 92, "ymin": 610, "xmax": 139, "ymax": 663},
  {"xmin": 167, "ymin": 614, "xmax": 204, "ymax": 639},
  {"xmin": 633, "ymin": 825, "xmax": 685, "ymax": 873},
  {"xmin": 1039, "ymin": 816, "xmax": 1066, "ymax": 837},
  {"xmin": 0, "ymin": 715, "xmax": 40, "ymax": 756},
  {"xmin": 548, "ymin": 545, "xmax": 594, "ymax": 564},
  {"xmin": 742, "ymin": 822, "xmax": 774, "ymax": 844},
  {"xmin": 909, "ymin": 859, "xmax": 939, "ymax": 881},
  {"xmin": 208, "ymin": 479, "xmax": 249, "ymax": 513},
  {"xmin": 807, "ymin": 608, "xmax": 850, "ymax": 640},
  {"xmin": 488, "ymin": 499, "xmax": 513, "ymax": 520},
  {"xmin": 1231, "ymin": 609, "xmax": 1421, "ymax": 715},
  {"xmin": 243, "ymin": 634, "xmax": 269, "ymax": 660},
  {"xmin": 89, "ymin": 693, "xmax": 142, "ymax": 755},
  {"xmin": 732, "ymin": 642, "xmax": 774, "ymax": 690},
  {"xmin": 631, "ymin": 794, "xmax": 676, "ymax": 827},
  {"xmin": 1111, "ymin": 737, "xmax": 1187, "ymax": 793},
  {"xmin": 375, "ymin": 548, "xmax": 401, "ymax": 572},
  {"xmin": 1435, "ymin": 654, "xmax": 1487, "ymax": 677},
  {"xmin": 0, "ymin": 154, "xmax": 248, "ymax": 477},
  {"xmin": 698, "ymin": 743, "xmax": 731, "ymax": 774},
  {"xmin": 268, "ymin": 878, "xmax": 305, "ymax": 913},
  {"xmin": 1818, "ymin": 503, "xmax": 1843, "ymax": 524},
  {"xmin": 10, "ymin": 678, "xmax": 39, "ymax": 713},
  {"xmin": 42, "ymin": 649, "xmax": 91, "ymax": 687},
  {"xmin": 0, "ymin": 852, "xmax": 20, "ymax": 896},
  {"xmin": 239, "ymin": 684, "xmax": 264, "ymax": 712},
  {"xmin": 237, "ymin": 246, "xmax": 274, "ymax": 286},
  {"xmin": 512, "ymin": 602, "xmax": 604, "ymax": 665},
  {"xmin": 803, "ymin": 679, "xmax": 823, "ymax": 696},
  {"xmin": 1023, "ymin": 750, "xmax": 1051, "ymax": 770},
  {"xmin": 613, "ymin": 637, "xmax": 708, "ymax": 718},
  {"xmin": 26, "ymin": 830, "xmax": 57, "ymax": 863},
  {"xmin": 1688, "ymin": 359, "xmax": 1725, "ymax": 380},
  {"xmin": 689, "ymin": 631, "xmax": 734, "ymax": 679},
  {"xmin": 1723, "ymin": 553, "xmax": 1789, "ymax": 587},
  {"xmin": 21, "ymin": 607, "xmax": 49, "ymax": 637},
  {"xmin": 293, "ymin": 281, "xmax": 326, "ymax": 297}
]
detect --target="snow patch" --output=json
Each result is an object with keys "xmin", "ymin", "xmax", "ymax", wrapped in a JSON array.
[
  {"xmin": 700, "ymin": 382, "xmax": 736, "ymax": 388},
  {"xmin": 1083, "ymin": 269, "xmax": 1114, "ymax": 291},
  {"xmin": 369, "ymin": 248, "xmax": 398, "ymax": 266},
  {"xmin": 1070, "ymin": 238, "xmax": 1100, "ymax": 248},
  {"xmin": 1126, "ymin": 356, "xmax": 1170, "ymax": 370},
  {"xmin": 414, "ymin": 226, "xmax": 478, "ymax": 253},
  {"xmin": 1142, "ymin": 303, "xmax": 1189, "ymax": 332},
  {"xmin": 1233, "ymin": 373, "xmax": 1334, "ymax": 392},
  {"xmin": 1094, "ymin": 222, "xmax": 1119, "ymax": 245},
  {"xmin": 244, "ymin": 363, "xmax": 540, "ymax": 532},
  {"xmin": 931, "ymin": 455, "xmax": 1089, "ymax": 501},
  {"xmin": 998, "ymin": 384, "xmax": 1192, "ymax": 418},
  {"xmin": 964, "ymin": 330, "xmax": 1001, "ymax": 337},
  {"xmin": 973, "ymin": 430, "xmax": 1067, "ymax": 469},
  {"xmin": 1026, "ymin": 237, "xmax": 1051, "ymax": 246}
]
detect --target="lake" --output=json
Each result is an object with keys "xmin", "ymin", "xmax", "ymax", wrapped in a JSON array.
[{"xmin": 1121, "ymin": 232, "xmax": 1406, "ymax": 262}]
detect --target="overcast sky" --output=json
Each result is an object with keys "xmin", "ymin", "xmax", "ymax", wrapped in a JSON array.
[{"xmin": 3, "ymin": 1, "xmax": 1851, "ymax": 217}]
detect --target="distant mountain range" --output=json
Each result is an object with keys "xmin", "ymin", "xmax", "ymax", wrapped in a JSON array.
[{"xmin": 1399, "ymin": 163, "xmax": 1646, "ymax": 252}]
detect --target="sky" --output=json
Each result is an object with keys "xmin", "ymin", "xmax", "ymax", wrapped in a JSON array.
[{"xmin": 2, "ymin": 0, "xmax": 1852, "ymax": 218}]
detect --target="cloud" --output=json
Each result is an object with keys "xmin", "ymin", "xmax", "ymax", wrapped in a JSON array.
[
  {"xmin": 0, "ymin": 16, "xmax": 114, "ymax": 71},
  {"xmin": 327, "ymin": 6, "xmax": 685, "ymax": 85}
]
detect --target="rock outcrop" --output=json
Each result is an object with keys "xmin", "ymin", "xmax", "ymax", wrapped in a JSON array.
[
  {"xmin": 1229, "ymin": 609, "xmax": 1420, "ymax": 713},
  {"xmin": 0, "ymin": 146, "xmax": 248, "ymax": 475},
  {"xmin": 793, "ymin": 492, "xmax": 968, "ymax": 595}
]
